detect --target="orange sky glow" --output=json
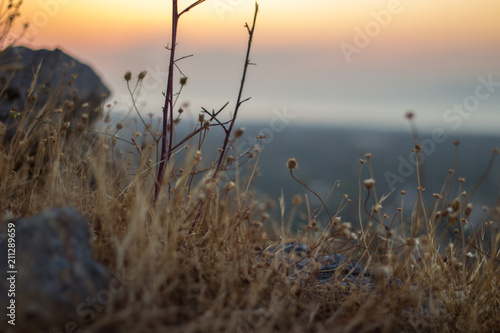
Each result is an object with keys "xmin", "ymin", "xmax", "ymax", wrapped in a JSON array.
[{"xmin": 12, "ymin": 0, "xmax": 500, "ymax": 132}]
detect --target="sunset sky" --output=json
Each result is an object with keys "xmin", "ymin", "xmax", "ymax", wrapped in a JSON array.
[{"xmin": 14, "ymin": 0, "xmax": 500, "ymax": 134}]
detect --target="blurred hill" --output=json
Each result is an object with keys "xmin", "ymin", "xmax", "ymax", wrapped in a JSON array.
[{"xmin": 111, "ymin": 116, "xmax": 500, "ymax": 231}]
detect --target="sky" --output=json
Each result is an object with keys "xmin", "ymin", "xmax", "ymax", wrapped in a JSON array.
[{"xmin": 10, "ymin": 0, "xmax": 500, "ymax": 134}]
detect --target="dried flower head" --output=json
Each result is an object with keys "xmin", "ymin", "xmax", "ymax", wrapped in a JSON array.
[
  {"xmin": 224, "ymin": 181, "xmax": 235, "ymax": 192},
  {"xmin": 287, "ymin": 158, "xmax": 298, "ymax": 170},
  {"xmin": 332, "ymin": 216, "xmax": 341, "ymax": 225},
  {"xmin": 292, "ymin": 194, "xmax": 303, "ymax": 206},
  {"xmin": 451, "ymin": 198, "xmax": 461, "ymax": 212},
  {"xmin": 138, "ymin": 71, "xmax": 147, "ymax": 80},
  {"xmin": 124, "ymin": 71, "xmax": 132, "ymax": 81},
  {"xmin": 194, "ymin": 150, "xmax": 202, "ymax": 163},
  {"xmin": 180, "ymin": 76, "xmax": 188, "ymax": 85},
  {"xmin": 464, "ymin": 203, "xmax": 472, "ymax": 216},
  {"xmin": 372, "ymin": 204, "xmax": 382, "ymax": 213},
  {"xmin": 373, "ymin": 264, "xmax": 390, "ymax": 281},
  {"xmin": 405, "ymin": 238, "xmax": 419, "ymax": 246},
  {"xmin": 363, "ymin": 178, "xmax": 375, "ymax": 190},
  {"xmin": 234, "ymin": 127, "xmax": 245, "ymax": 138}
]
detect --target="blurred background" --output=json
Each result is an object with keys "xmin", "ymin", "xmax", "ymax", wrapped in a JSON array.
[
  {"xmin": 15, "ymin": 0, "xmax": 500, "ymax": 133},
  {"xmin": 11, "ymin": 1, "xmax": 500, "ymax": 230}
]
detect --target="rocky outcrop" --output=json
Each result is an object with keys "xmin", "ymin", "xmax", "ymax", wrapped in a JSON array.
[
  {"xmin": 0, "ymin": 207, "xmax": 111, "ymax": 332},
  {"xmin": 262, "ymin": 242, "xmax": 401, "ymax": 289},
  {"xmin": 0, "ymin": 46, "xmax": 110, "ymax": 140}
]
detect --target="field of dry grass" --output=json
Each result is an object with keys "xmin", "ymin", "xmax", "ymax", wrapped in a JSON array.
[{"xmin": 1, "ymin": 2, "xmax": 500, "ymax": 332}]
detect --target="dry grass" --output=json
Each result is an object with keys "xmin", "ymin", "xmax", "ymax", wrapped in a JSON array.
[
  {"xmin": 1, "ymin": 2, "xmax": 500, "ymax": 332},
  {"xmin": 1, "ymin": 66, "xmax": 500, "ymax": 333}
]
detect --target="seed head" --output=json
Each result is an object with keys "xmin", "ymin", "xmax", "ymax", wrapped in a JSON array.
[
  {"xmin": 138, "ymin": 71, "xmax": 147, "ymax": 80},
  {"xmin": 363, "ymin": 178, "xmax": 375, "ymax": 190},
  {"xmin": 372, "ymin": 204, "xmax": 382, "ymax": 213},
  {"xmin": 124, "ymin": 71, "xmax": 132, "ymax": 81},
  {"xmin": 405, "ymin": 238, "xmax": 419, "ymax": 246},
  {"xmin": 451, "ymin": 198, "xmax": 461, "ymax": 212},
  {"xmin": 180, "ymin": 77, "xmax": 188, "ymax": 85},
  {"xmin": 234, "ymin": 127, "xmax": 245, "ymax": 138},
  {"xmin": 373, "ymin": 264, "xmax": 390, "ymax": 281},
  {"xmin": 292, "ymin": 194, "xmax": 303, "ymax": 206},
  {"xmin": 224, "ymin": 181, "xmax": 235, "ymax": 192},
  {"xmin": 464, "ymin": 203, "xmax": 472, "ymax": 216},
  {"xmin": 287, "ymin": 158, "xmax": 298, "ymax": 170},
  {"xmin": 194, "ymin": 150, "xmax": 202, "ymax": 163}
]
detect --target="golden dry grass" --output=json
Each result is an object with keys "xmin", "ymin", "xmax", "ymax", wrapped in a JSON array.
[
  {"xmin": 1, "ymin": 77, "xmax": 499, "ymax": 332},
  {"xmin": 1, "ymin": 2, "xmax": 499, "ymax": 331}
]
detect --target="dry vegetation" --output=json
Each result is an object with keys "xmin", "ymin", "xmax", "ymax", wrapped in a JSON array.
[{"xmin": 1, "ymin": 1, "xmax": 500, "ymax": 332}]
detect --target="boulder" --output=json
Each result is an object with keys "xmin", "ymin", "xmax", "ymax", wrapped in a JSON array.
[
  {"xmin": 0, "ymin": 207, "xmax": 110, "ymax": 332},
  {"xmin": 0, "ymin": 46, "xmax": 110, "ymax": 141}
]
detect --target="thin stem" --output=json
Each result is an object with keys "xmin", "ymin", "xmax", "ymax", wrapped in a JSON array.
[
  {"xmin": 289, "ymin": 169, "xmax": 332, "ymax": 223},
  {"xmin": 213, "ymin": 2, "xmax": 259, "ymax": 177},
  {"xmin": 154, "ymin": 0, "xmax": 208, "ymax": 206}
]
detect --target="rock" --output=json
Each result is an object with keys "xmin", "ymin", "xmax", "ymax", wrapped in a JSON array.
[
  {"xmin": 263, "ymin": 242, "xmax": 401, "ymax": 289},
  {"xmin": 0, "ymin": 46, "xmax": 110, "ymax": 141},
  {"xmin": 0, "ymin": 207, "xmax": 110, "ymax": 332}
]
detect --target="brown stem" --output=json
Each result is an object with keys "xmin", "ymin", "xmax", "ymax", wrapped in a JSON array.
[
  {"xmin": 213, "ymin": 3, "xmax": 259, "ymax": 178},
  {"xmin": 290, "ymin": 169, "xmax": 332, "ymax": 223},
  {"xmin": 154, "ymin": 0, "xmax": 206, "ymax": 205}
]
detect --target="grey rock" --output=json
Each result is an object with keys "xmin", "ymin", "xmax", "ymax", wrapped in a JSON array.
[
  {"xmin": 263, "ymin": 242, "xmax": 401, "ymax": 288},
  {"xmin": 0, "ymin": 207, "xmax": 109, "ymax": 331},
  {"xmin": 0, "ymin": 46, "xmax": 110, "ymax": 140}
]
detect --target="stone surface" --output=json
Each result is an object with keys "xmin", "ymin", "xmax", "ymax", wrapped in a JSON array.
[
  {"xmin": 263, "ymin": 242, "xmax": 400, "ymax": 289},
  {"xmin": 0, "ymin": 46, "xmax": 110, "ymax": 140},
  {"xmin": 0, "ymin": 207, "xmax": 110, "ymax": 331}
]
